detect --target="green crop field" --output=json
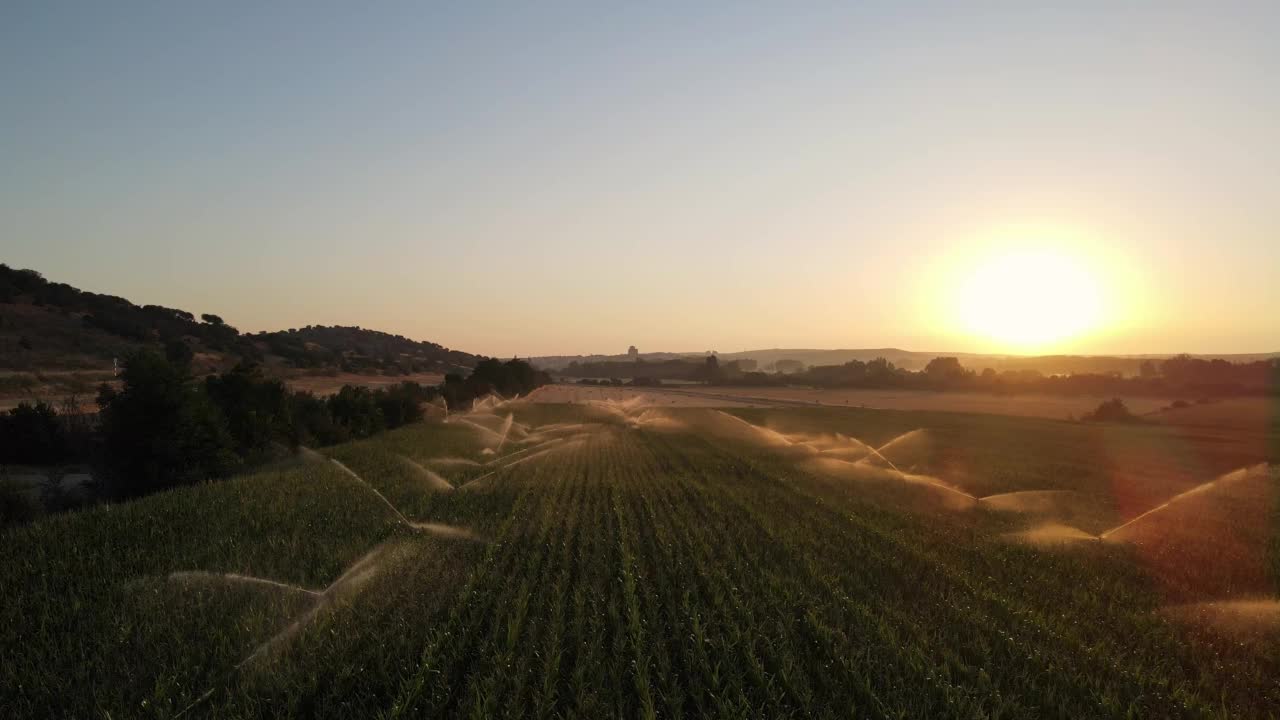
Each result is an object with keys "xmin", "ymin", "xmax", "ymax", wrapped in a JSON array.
[{"xmin": 3, "ymin": 398, "xmax": 1278, "ymax": 718}]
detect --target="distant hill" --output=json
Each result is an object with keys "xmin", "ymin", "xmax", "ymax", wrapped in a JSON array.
[{"xmin": 0, "ymin": 264, "xmax": 480, "ymax": 374}]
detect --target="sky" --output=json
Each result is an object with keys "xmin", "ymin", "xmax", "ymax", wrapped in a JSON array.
[{"xmin": 3, "ymin": 1, "xmax": 1277, "ymax": 358}]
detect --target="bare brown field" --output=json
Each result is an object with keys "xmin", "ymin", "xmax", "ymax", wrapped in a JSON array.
[
  {"xmin": 0, "ymin": 369, "xmax": 118, "ymax": 411},
  {"xmin": 525, "ymin": 384, "xmax": 759, "ymax": 407},
  {"xmin": 283, "ymin": 372, "xmax": 445, "ymax": 396}
]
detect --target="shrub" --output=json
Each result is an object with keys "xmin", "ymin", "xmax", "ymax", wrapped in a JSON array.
[{"xmin": 1081, "ymin": 398, "xmax": 1142, "ymax": 423}]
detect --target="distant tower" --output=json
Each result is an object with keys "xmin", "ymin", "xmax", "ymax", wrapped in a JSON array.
[{"xmin": 628, "ymin": 345, "xmax": 639, "ymax": 361}]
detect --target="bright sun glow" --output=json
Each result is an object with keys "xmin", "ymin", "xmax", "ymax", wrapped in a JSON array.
[{"xmin": 955, "ymin": 247, "xmax": 1105, "ymax": 352}]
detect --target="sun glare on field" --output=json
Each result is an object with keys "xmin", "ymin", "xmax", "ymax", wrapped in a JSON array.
[{"xmin": 954, "ymin": 246, "xmax": 1105, "ymax": 352}]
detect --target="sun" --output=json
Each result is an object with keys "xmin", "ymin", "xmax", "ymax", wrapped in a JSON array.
[{"xmin": 954, "ymin": 247, "xmax": 1104, "ymax": 352}]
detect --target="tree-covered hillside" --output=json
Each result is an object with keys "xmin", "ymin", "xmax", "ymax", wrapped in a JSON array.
[{"xmin": 0, "ymin": 265, "xmax": 478, "ymax": 373}]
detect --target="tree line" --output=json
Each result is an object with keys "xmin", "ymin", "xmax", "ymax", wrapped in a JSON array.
[
  {"xmin": 0, "ymin": 351, "xmax": 549, "ymax": 519},
  {"xmin": 560, "ymin": 353, "xmax": 1279, "ymax": 397},
  {"xmin": 784, "ymin": 354, "xmax": 1279, "ymax": 397}
]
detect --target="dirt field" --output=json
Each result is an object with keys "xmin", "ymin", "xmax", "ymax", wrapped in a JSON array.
[
  {"xmin": 525, "ymin": 384, "xmax": 759, "ymax": 407},
  {"xmin": 0, "ymin": 370, "xmax": 117, "ymax": 412},
  {"xmin": 529, "ymin": 383, "xmax": 1277, "ymax": 427},
  {"xmin": 283, "ymin": 372, "xmax": 445, "ymax": 396}
]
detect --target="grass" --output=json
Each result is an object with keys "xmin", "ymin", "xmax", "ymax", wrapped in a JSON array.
[{"xmin": 2, "ymin": 402, "xmax": 1277, "ymax": 718}]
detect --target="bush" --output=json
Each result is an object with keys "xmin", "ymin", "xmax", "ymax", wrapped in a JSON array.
[{"xmin": 1081, "ymin": 398, "xmax": 1142, "ymax": 423}]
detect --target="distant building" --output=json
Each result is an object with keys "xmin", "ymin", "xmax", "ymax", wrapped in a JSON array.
[{"xmin": 628, "ymin": 345, "xmax": 639, "ymax": 360}]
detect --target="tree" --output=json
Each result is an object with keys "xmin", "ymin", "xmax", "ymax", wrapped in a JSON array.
[
  {"xmin": 462, "ymin": 358, "xmax": 547, "ymax": 400},
  {"xmin": 200, "ymin": 313, "xmax": 225, "ymax": 325},
  {"xmin": 377, "ymin": 382, "xmax": 427, "ymax": 429},
  {"xmin": 693, "ymin": 354, "xmax": 722, "ymax": 382},
  {"xmin": 205, "ymin": 363, "xmax": 292, "ymax": 460},
  {"xmin": 924, "ymin": 357, "xmax": 970, "ymax": 386},
  {"xmin": 165, "ymin": 338, "xmax": 194, "ymax": 367},
  {"xmin": 97, "ymin": 351, "xmax": 239, "ymax": 499},
  {"xmin": 287, "ymin": 391, "xmax": 347, "ymax": 447},
  {"xmin": 866, "ymin": 357, "xmax": 897, "ymax": 383},
  {"xmin": 0, "ymin": 401, "xmax": 64, "ymax": 464},
  {"xmin": 327, "ymin": 386, "xmax": 385, "ymax": 439}
]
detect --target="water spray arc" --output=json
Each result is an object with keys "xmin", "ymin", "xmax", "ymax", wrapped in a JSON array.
[
  {"xmin": 168, "ymin": 571, "xmax": 321, "ymax": 598},
  {"xmin": 1097, "ymin": 465, "xmax": 1266, "ymax": 541},
  {"xmin": 1001, "ymin": 464, "xmax": 1276, "ymax": 547}
]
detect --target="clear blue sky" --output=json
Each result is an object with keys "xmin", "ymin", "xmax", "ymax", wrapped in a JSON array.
[{"xmin": 3, "ymin": 2, "xmax": 1277, "ymax": 356}]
